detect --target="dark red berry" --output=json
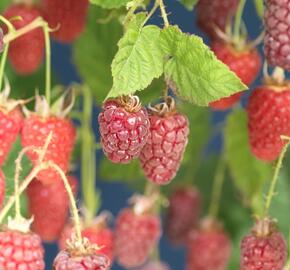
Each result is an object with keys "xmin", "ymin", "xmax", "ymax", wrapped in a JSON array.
[
  {"xmin": 41, "ymin": 0, "xmax": 89, "ymax": 43},
  {"xmin": 240, "ymin": 218, "xmax": 287, "ymax": 270},
  {"xmin": 247, "ymin": 85, "xmax": 290, "ymax": 161},
  {"xmin": 187, "ymin": 218, "xmax": 231, "ymax": 270},
  {"xmin": 4, "ymin": 4, "xmax": 45, "ymax": 75},
  {"xmin": 264, "ymin": 0, "xmax": 290, "ymax": 70},
  {"xmin": 165, "ymin": 186, "xmax": 201, "ymax": 245},
  {"xmin": 98, "ymin": 97, "xmax": 150, "ymax": 164}
]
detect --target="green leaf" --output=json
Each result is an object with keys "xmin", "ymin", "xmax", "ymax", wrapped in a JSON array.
[
  {"xmin": 0, "ymin": 0, "xmax": 9, "ymax": 12},
  {"xmin": 178, "ymin": 0, "xmax": 199, "ymax": 10},
  {"xmin": 224, "ymin": 109, "xmax": 271, "ymax": 203},
  {"xmin": 89, "ymin": 0, "xmax": 130, "ymax": 9},
  {"xmin": 107, "ymin": 13, "xmax": 164, "ymax": 99},
  {"xmin": 73, "ymin": 6, "xmax": 122, "ymax": 104},
  {"xmin": 254, "ymin": 0, "xmax": 264, "ymax": 18},
  {"xmin": 160, "ymin": 26, "xmax": 247, "ymax": 106}
]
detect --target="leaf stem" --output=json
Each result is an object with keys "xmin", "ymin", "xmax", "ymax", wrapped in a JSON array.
[
  {"xmin": 234, "ymin": 0, "xmax": 247, "ymax": 41},
  {"xmin": 142, "ymin": 0, "xmax": 159, "ymax": 27},
  {"xmin": 208, "ymin": 155, "xmax": 226, "ymax": 217},
  {"xmin": 43, "ymin": 22, "xmax": 51, "ymax": 105},
  {"xmin": 263, "ymin": 136, "xmax": 290, "ymax": 216},
  {"xmin": 158, "ymin": 0, "xmax": 169, "ymax": 28}
]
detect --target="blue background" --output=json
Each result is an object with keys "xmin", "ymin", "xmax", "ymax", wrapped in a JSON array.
[{"xmin": 45, "ymin": 1, "xmax": 263, "ymax": 269}]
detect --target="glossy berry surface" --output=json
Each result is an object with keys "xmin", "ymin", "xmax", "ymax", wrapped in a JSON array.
[
  {"xmin": 264, "ymin": 0, "xmax": 290, "ymax": 70},
  {"xmin": 165, "ymin": 186, "xmax": 201, "ymax": 245},
  {"xmin": 0, "ymin": 106, "xmax": 23, "ymax": 166},
  {"xmin": 210, "ymin": 42, "xmax": 261, "ymax": 110},
  {"xmin": 21, "ymin": 115, "xmax": 76, "ymax": 185},
  {"xmin": 247, "ymin": 86, "xmax": 290, "ymax": 161},
  {"xmin": 41, "ymin": 0, "xmax": 89, "ymax": 43},
  {"xmin": 114, "ymin": 208, "xmax": 161, "ymax": 268},
  {"xmin": 0, "ymin": 170, "xmax": 5, "ymax": 207},
  {"xmin": 53, "ymin": 250, "xmax": 110, "ymax": 270},
  {"xmin": 99, "ymin": 99, "xmax": 150, "ymax": 164},
  {"xmin": 139, "ymin": 112, "xmax": 189, "ymax": 185},
  {"xmin": 196, "ymin": 0, "xmax": 238, "ymax": 39},
  {"xmin": 27, "ymin": 176, "xmax": 77, "ymax": 242},
  {"xmin": 0, "ymin": 230, "xmax": 45, "ymax": 269},
  {"xmin": 4, "ymin": 4, "xmax": 44, "ymax": 75}
]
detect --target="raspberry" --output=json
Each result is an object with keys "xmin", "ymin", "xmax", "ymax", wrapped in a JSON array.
[
  {"xmin": 247, "ymin": 85, "xmax": 290, "ymax": 161},
  {"xmin": 187, "ymin": 218, "xmax": 231, "ymax": 270},
  {"xmin": 0, "ymin": 229, "xmax": 45, "ymax": 269},
  {"xmin": 41, "ymin": 0, "xmax": 89, "ymax": 43},
  {"xmin": 139, "ymin": 99, "xmax": 189, "ymax": 185},
  {"xmin": 0, "ymin": 170, "xmax": 5, "ymax": 207},
  {"xmin": 115, "ymin": 208, "xmax": 161, "ymax": 268},
  {"xmin": 59, "ymin": 222, "xmax": 114, "ymax": 261},
  {"xmin": 21, "ymin": 115, "xmax": 76, "ymax": 185},
  {"xmin": 4, "ymin": 4, "xmax": 44, "ymax": 75},
  {"xmin": 138, "ymin": 261, "xmax": 170, "ymax": 270},
  {"xmin": 53, "ymin": 250, "xmax": 110, "ymax": 270},
  {"xmin": 264, "ymin": 0, "xmax": 290, "ymax": 70},
  {"xmin": 165, "ymin": 186, "xmax": 201, "ymax": 245},
  {"xmin": 0, "ymin": 106, "xmax": 23, "ymax": 166},
  {"xmin": 98, "ymin": 97, "xmax": 150, "ymax": 164},
  {"xmin": 240, "ymin": 218, "xmax": 287, "ymax": 270},
  {"xmin": 196, "ymin": 0, "xmax": 238, "ymax": 39},
  {"xmin": 210, "ymin": 42, "xmax": 261, "ymax": 110},
  {"xmin": 27, "ymin": 176, "xmax": 77, "ymax": 242}
]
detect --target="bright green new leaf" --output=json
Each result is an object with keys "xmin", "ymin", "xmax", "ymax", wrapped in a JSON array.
[
  {"xmin": 89, "ymin": 0, "xmax": 130, "ymax": 9},
  {"xmin": 107, "ymin": 13, "xmax": 164, "ymax": 99},
  {"xmin": 224, "ymin": 109, "xmax": 271, "ymax": 203},
  {"xmin": 179, "ymin": 0, "xmax": 199, "ymax": 10},
  {"xmin": 254, "ymin": 0, "xmax": 264, "ymax": 18},
  {"xmin": 160, "ymin": 26, "xmax": 247, "ymax": 106},
  {"xmin": 73, "ymin": 6, "xmax": 122, "ymax": 104}
]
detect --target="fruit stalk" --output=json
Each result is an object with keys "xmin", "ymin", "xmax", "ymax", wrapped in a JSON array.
[
  {"xmin": 233, "ymin": 0, "xmax": 247, "ymax": 42},
  {"xmin": 43, "ymin": 22, "xmax": 51, "ymax": 105},
  {"xmin": 158, "ymin": 0, "xmax": 169, "ymax": 28}
]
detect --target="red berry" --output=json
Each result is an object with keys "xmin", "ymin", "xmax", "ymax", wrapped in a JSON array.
[
  {"xmin": 210, "ymin": 42, "xmax": 261, "ymax": 110},
  {"xmin": 115, "ymin": 208, "xmax": 161, "ymax": 268},
  {"xmin": 264, "ymin": 0, "xmax": 290, "ymax": 70},
  {"xmin": 53, "ymin": 250, "xmax": 110, "ymax": 270},
  {"xmin": 0, "ymin": 106, "xmax": 23, "ymax": 166},
  {"xmin": 41, "ymin": 0, "xmax": 89, "ymax": 43},
  {"xmin": 4, "ymin": 4, "xmax": 44, "ymax": 75},
  {"xmin": 27, "ymin": 176, "xmax": 77, "ymax": 242},
  {"xmin": 98, "ymin": 98, "xmax": 150, "ymax": 164},
  {"xmin": 247, "ymin": 86, "xmax": 290, "ymax": 161},
  {"xmin": 165, "ymin": 186, "xmax": 201, "ymax": 245},
  {"xmin": 240, "ymin": 218, "xmax": 287, "ymax": 270},
  {"xmin": 187, "ymin": 218, "xmax": 231, "ymax": 270},
  {"xmin": 21, "ymin": 115, "xmax": 76, "ymax": 185},
  {"xmin": 139, "ymin": 109, "xmax": 189, "ymax": 185},
  {"xmin": 0, "ymin": 170, "xmax": 5, "ymax": 207},
  {"xmin": 59, "ymin": 222, "xmax": 114, "ymax": 261},
  {"xmin": 138, "ymin": 261, "xmax": 170, "ymax": 270},
  {"xmin": 0, "ymin": 229, "xmax": 45, "ymax": 269},
  {"xmin": 196, "ymin": 0, "xmax": 238, "ymax": 39}
]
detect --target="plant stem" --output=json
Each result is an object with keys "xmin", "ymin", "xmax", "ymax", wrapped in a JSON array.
[
  {"xmin": 43, "ymin": 22, "xmax": 51, "ymax": 105},
  {"xmin": 234, "ymin": 0, "xmax": 247, "ymax": 41},
  {"xmin": 264, "ymin": 136, "xmax": 290, "ymax": 216},
  {"xmin": 158, "ymin": 0, "xmax": 169, "ymax": 28},
  {"xmin": 208, "ymin": 155, "xmax": 226, "ymax": 217},
  {"xmin": 141, "ymin": 0, "xmax": 159, "ymax": 27}
]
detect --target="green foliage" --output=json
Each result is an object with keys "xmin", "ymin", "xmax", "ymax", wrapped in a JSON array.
[
  {"xmin": 89, "ymin": 0, "xmax": 130, "ymax": 9},
  {"xmin": 108, "ymin": 13, "xmax": 164, "ymax": 99},
  {"xmin": 224, "ymin": 109, "xmax": 271, "ymax": 209},
  {"xmin": 178, "ymin": 0, "xmax": 199, "ymax": 10},
  {"xmin": 73, "ymin": 6, "xmax": 123, "ymax": 104},
  {"xmin": 0, "ymin": 0, "xmax": 9, "ymax": 12},
  {"xmin": 160, "ymin": 26, "xmax": 247, "ymax": 106}
]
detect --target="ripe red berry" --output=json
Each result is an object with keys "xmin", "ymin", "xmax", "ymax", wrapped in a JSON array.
[
  {"xmin": 187, "ymin": 218, "xmax": 231, "ymax": 270},
  {"xmin": 0, "ymin": 229, "xmax": 45, "ymax": 269},
  {"xmin": 0, "ymin": 170, "xmax": 5, "ymax": 207},
  {"xmin": 21, "ymin": 115, "xmax": 76, "ymax": 185},
  {"xmin": 210, "ymin": 42, "xmax": 261, "ymax": 110},
  {"xmin": 264, "ymin": 0, "xmax": 290, "ymax": 70},
  {"xmin": 240, "ymin": 218, "xmax": 287, "ymax": 270},
  {"xmin": 98, "ymin": 97, "xmax": 150, "ymax": 164},
  {"xmin": 41, "ymin": 0, "xmax": 89, "ymax": 43},
  {"xmin": 165, "ymin": 186, "xmax": 201, "ymax": 245},
  {"xmin": 196, "ymin": 0, "xmax": 238, "ymax": 39},
  {"xmin": 115, "ymin": 208, "xmax": 161, "ymax": 268},
  {"xmin": 53, "ymin": 250, "xmax": 110, "ymax": 270},
  {"xmin": 138, "ymin": 261, "xmax": 170, "ymax": 270},
  {"xmin": 139, "ymin": 99, "xmax": 189, "ymax": 185},
  {"xmin": 0, "ymin": 106, "xmax": 23, "ymax": 166},
  {"xmin": 4, "ymin": 4, "xmax": 44, "ymax": 75},
  {"xmin": 27, "ymin": 176, "xmax": 77, "ymax": 242},
  {"xmin": 247, "ymin": 85, "xmax": 290, "ymax": 161}
]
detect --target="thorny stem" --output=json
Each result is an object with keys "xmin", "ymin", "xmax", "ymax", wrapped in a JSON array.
[
  {"xmin": 208, "ymin": 155, "xmax": 226, "ymax": 217},
  {"xmin": 141, "ymin": 0, "xmax": 159, "ymax": 27},
  {"xmin": 264, "ymin": 136, "xmax": 290, "ymax": 216},
  {"xmin": 158, "ymin": 0, "xmax": 169, "ymax": 28},
  {"xmin": 233, "ymin": 0, "xmax": 247, "ymax": 42},
  {"xmin": 43, "ymin": 22, "xmax": 51, "ymax": 105}
]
